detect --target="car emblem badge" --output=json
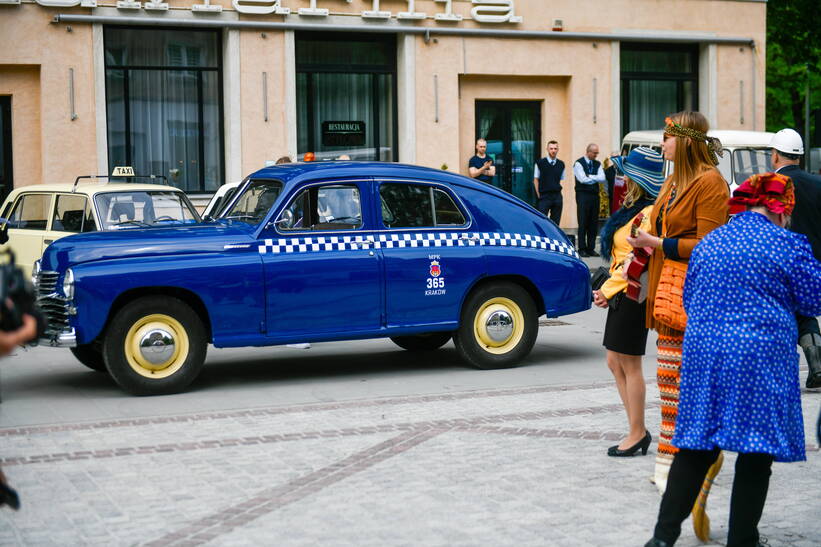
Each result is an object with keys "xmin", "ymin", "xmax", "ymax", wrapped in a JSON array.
[{"xmin": 429, "ymin": 260, "xmax": 441, "ymax": 277}]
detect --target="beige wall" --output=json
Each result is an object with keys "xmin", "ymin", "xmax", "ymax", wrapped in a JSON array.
[
  {"xmin": 239, "ymin": 30, "xmax": 290, "ymax": 175},
  {"xmin": 0, "ymin": 5, "xmax": 98, "ymax": 186}
]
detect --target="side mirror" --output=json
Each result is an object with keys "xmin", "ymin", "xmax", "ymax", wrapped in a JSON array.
[{"xmin": 274, "ymin": 209, "xmax": 295, "ymax": 229}]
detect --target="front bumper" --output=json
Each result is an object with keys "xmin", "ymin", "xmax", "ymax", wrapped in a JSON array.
[{"xmin": 38, "ymin": 327, "xmax": 77, "ymax": 348}]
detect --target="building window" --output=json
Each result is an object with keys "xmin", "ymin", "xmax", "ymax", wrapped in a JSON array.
[
  {"xmin": 621, "ymin": 43, "xmax": 698, "ymax": 135},
  {"xmin": 104, "ymin": 27, "xmax": 224, "ymax": 193},
  {"xmin": 296, "ymin": 32, "xmax": 397, "ymax": 162}
]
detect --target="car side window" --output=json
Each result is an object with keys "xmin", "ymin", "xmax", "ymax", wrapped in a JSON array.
[
  {"xmin": 52, "ymin": 195, "xmax": 91, "ymax": 233},
  {"xmin": 277, "ymin": 184, "xmax": 362, "ymax": 231},
  {"xmin": 380, "ymin": 183, "xmax": 466, "ymax": 228},
  {"xmin": 8, "ymin": 194, "xmax": 50, "ymax": 230}
]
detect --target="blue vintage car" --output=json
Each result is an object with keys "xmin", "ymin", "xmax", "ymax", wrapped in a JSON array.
[{"xmin": 35, "ymin": 162, "xmax": 590, "ymax": 395}]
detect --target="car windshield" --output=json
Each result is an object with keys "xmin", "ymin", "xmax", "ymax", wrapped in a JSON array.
[
  {"xmin": 220, "ymin": 179, "xmax": 283, "ymax": 225},
  {"xmin": 95, "ymin": 191, "xmax": 200, "ymax": 230},
  {"xmin": 733, "ymin": 148, "xmax": 772, "ymax": 184}
]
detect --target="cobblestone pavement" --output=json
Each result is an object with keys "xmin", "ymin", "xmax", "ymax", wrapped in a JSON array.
[{"xmin": 1, "ymin": 370, "xmax": 819, "ymax": 546}]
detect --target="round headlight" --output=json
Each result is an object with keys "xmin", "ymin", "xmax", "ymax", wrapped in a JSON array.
[
  {"xmin": 31, "ymin": 259, "xmax": 41, "ymax": 289},
  {"xmin": 63, "ymin": 268, "xmax": 75, "ymax": 299}
]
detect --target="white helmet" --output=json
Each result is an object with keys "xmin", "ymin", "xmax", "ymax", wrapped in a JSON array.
[{"xmin": 769, "ymin": 128, "xmax": 804, "ymax": 155}]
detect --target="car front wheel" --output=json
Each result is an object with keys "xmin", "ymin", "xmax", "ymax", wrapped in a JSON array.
[
  {"xmin": 454, "ymin": 282, "xmax": 538, "ymax": 370},
  {"xmin": 103, "ymin": 296, "xmax": 207, "ymax": 396},
  {"xmin": 390, "ymin": 332, "xmax": 451, "ymax": 351}
]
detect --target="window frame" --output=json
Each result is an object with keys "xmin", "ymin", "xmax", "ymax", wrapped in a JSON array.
[
  {"xmin": 103, "ymin": 26, "xmax": 226, "ymax": 195},
  {"xmin": 52, "ymin": 193, "xmax": 93, "ymax": 234},
  {"xmin": 8, "ymin": 192, "xmax": 54, "ymax": 231},
  {"xmin": 295, "ymin": 31, "xmax": 399, "ymax": 162},
  {"xmin": 271, "ymin": 180, "xmax": 370, "ymax": 236},
  {"xmin": 620, "ymin": 42, "xmax": 699, "ymax": 136},
  {"xmin": 377, "ymin": 180, "xmax": 471, "ymax": 231}
]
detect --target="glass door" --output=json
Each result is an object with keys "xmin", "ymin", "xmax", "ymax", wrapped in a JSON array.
[
  {"xmin": 475, "ymin": 101, "xmax": 540, "ymax": 205},
  {"xmin": 0, "ymin": 97, "xmax": 12, "ymax": 202}
]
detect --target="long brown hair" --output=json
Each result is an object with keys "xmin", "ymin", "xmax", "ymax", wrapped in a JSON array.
[{"xmin": 666, "ymin": 111, "xmax": 716, "ymax": 195}]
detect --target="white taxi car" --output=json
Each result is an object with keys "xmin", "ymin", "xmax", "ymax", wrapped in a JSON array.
[{"xmin": 0, "ymin": 175, "xmax": 200, "ymax": 277}]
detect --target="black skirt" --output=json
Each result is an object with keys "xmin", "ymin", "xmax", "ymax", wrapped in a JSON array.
[{"xmin": 603, "ymin": 292, "xmax": 649, "ymax": 356}]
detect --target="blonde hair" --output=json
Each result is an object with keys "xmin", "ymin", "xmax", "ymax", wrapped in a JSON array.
[
  {"xmin": 622, "ymin": 177, "xmax": 647, "ymax": 209},
  {"xmin": 666, "ymin": 111, "xmax": 716, "ymax": 195}
]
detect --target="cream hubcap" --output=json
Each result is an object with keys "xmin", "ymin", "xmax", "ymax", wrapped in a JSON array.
[
  {"xmin": 473, "ymin": 297, "xmax": 524, "ymax": 354},
  {"xmin": 124, "ymin": 314, "xmax": 189, "ymax": 379}
]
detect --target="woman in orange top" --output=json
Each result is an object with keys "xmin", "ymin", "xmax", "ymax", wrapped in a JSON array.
[{"xmin": 627, "ymin": 111, "xmax": 729, "ymax": 538}]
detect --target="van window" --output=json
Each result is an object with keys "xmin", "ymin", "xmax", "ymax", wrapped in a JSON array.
[{"xmin": 733, "ymin": 149, "xmax": 771, "ymax": 184}]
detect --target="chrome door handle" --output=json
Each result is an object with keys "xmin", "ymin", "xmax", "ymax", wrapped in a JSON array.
[
  {"xmin": 460, "ymin": 234, "xmax": 479, "ymax": 240},
  {"xmin": 44, "ymin": 239, "xmax": 54, "ymax": 245},
  {"xmin": 354, "ymin": 236, "xmax": 374, "ymax": 247}
]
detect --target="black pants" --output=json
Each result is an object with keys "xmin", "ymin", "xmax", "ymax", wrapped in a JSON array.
[
  {"xmin": 797, "ymin": 313, "xmax": 820, "ymax": 339},
  {"xmin": 653, "ymin": 448, "xmax": 773, "ymax": 547},
  {"xmin": 537, "ymin": 193, "xmax": 563, "ymax": 225},
  {"xmin": 576, "ymin": 191, "xmax": 599, "ymax": 253}
]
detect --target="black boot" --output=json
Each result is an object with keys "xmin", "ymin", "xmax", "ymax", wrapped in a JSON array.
[
  {"xmin": 644, "ymin": 538, "xmax": 673, "ymax": 547},
  {"xmin": 799, "ymin": 334, "xmax": 821, "ymax": 389}
]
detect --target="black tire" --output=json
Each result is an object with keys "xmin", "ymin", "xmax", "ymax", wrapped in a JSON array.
[
  {"xmin": 70, "ymin": 343, "xmax": 107, "ymax": 372},
  {"xmin": 390, "ymin": 332, "xmax": 451, "ymax": 351},
  {"xmin": 453, "ymin": 282, "xmax": 538, "ymax": 370},
  {"xmin": 103, "ymin": 296, "xmax": 207, "ymax": 396}
]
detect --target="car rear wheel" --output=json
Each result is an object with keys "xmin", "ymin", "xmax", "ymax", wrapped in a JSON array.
[
  {"xmin": 70, "ymin": 343, "xmax": 106, "ymax": 372},
  {"xmin": 390, "ymin": 332, "xmax": 451, "ymax": 351},
  {"xmin": 454, "ymin": 282, "xmax": 538, "ymax": 370},
  {"xmin": 103, "ymin": 296, "xmax": 207, "ymax": 396}
]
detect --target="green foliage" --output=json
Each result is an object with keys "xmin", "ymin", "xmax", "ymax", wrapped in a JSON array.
[{"xmin": 766, "ymin": 1, "xmax": 821, "ymax": 143}]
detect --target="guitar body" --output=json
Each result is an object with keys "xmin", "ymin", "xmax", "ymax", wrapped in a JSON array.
[{"xmin": 626, "ymin": 213, "xmax": 652, "ymax": 303}]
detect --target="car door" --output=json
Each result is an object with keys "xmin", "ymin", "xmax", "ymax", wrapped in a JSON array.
[
  {"xmin": 260, "ymin": 179, "xmax": 382, "ymax": 339},
  {"xmin": 5, "ymin": 192, "xmax": 53, "ymax": 276},
  {"xmin": 377, "ymin": 179, "xmax": 483, "ymax": 327}
]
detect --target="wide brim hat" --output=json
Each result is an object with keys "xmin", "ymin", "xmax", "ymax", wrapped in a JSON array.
[{"xmin": 611, "ymin": 147, "xmax": 664, "ymax": 198}]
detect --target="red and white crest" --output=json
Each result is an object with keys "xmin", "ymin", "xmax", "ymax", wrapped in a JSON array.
[{"xmin": 429, "ymin": 260, "xmax": 441, "ymax": 277}]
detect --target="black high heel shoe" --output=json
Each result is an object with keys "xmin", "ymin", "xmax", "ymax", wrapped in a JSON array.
[{"xmin": 607, "ymin": 430, "xmax": 651, "ymax": 457}]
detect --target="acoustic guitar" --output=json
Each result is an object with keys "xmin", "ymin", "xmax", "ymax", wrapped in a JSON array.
[{"xmin": 625, "ymin": 213, "xmax": 652, "ymax": 302}]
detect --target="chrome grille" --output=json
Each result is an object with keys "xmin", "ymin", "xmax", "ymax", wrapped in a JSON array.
[
  {"xmin": 36, "ymin": 270, "xmax": 71, "ymax": 338},
  {"xmin": 37, "ymin": 271, "xmax": 59, "ymax": 297}
]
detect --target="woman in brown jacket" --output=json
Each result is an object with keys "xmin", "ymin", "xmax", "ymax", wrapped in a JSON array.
[{"xmin": 627, "ymin": 111, "xmax": 729, "ymax": 539}]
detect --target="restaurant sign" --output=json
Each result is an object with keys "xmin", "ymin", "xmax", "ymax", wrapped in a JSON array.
[
  {"xmin": 322, "ymin": 121, "xmax": 366, "ymax": 147},
  {"xmin": 27, "ymin": 0, "xmax": 522, "ymax": 23}
]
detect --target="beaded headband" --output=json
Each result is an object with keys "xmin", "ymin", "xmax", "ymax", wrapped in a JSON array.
[{"xmin": 664, "ymin": 117, "xmax": 724, "ymax": 165}]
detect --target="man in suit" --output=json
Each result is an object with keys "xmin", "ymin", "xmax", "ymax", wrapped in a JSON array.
[
  {"xmin": 771, "ymin": 128, "xmax": 821, "ymax": 388},
  {"xmin": 532, "ymin": 140, "xmax": 565, "ymax": 225},
  {"xmin": 573, "ymin": 143, "xmax": 606, "ymax": 257}
]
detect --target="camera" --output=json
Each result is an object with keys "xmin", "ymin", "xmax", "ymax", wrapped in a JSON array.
[{"xmin": 0, "ymin": 249, "xmax": 47, "ymax": 339}]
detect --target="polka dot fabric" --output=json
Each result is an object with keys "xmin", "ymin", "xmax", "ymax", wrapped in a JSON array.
[{"xmin": 674, "ymin": 211, "xmax": 821, "ymax": 462}]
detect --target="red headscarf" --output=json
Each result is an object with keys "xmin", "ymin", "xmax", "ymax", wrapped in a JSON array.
[{"xmin": 728, "ymin": 172, "xmax": 795, "ymax": 216}]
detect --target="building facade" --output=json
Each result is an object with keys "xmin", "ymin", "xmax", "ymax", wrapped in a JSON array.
[{"xmin": 0, "ymin": 0, "xmax": 766, "ymax": 227}]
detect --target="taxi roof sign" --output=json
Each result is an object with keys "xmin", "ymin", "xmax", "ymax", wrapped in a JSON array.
[{"xmin": 112, "ymin": 166, "xmax": 135, "ymax": 177}]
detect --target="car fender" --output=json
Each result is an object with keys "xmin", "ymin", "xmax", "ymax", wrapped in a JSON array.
[{"xmin": 71, "ymin": 250, "xmax": 264, "ymax": 345}]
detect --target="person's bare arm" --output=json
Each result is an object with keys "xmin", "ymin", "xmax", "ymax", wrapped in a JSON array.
[{"xmin": 0, "ymin": 315, "xmax": 36, "ymax": 356}]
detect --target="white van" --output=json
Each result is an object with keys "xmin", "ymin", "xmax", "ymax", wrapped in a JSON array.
[{"xmin": 621, "ymin": 129, "xmax": 774, "ymax": 191}]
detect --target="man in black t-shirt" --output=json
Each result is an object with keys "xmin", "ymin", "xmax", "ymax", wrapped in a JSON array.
[{"xmin": 468, "ymin": 138, "xmax": 496, "ymax": 184}]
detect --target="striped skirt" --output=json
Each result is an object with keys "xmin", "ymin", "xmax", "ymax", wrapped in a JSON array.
[{"xmin": 657, "ymin": 326, "xmax": 684, "ymax": 456}]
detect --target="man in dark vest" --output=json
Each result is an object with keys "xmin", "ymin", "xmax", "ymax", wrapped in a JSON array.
[
  {"xmin": 533, "ymin": 140, "xmax": 565, "ymax": 225},
  {"xmin": 771, "ymin": 128, "xmax": 821, "ymax": 388},
  {"xmin": 573, "ymin": 143, "xmax": 606, "ymax": 257}
]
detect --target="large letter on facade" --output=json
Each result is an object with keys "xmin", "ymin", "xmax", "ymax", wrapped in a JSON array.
[{"xmin": 471, "ymin": 0, "xmax": 522, "ymax": 23}]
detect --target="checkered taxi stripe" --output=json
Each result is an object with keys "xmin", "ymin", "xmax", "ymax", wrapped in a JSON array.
[{"xmin": 257, "ymin": 232, "xmax": 579, "ymax": 258}]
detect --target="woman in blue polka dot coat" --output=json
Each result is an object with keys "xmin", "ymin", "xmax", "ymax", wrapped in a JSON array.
[{"xmin": 645, "ymin": 172, "xmax": 821, "ymax": 547}]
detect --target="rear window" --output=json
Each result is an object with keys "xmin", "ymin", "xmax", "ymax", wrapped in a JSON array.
[{"xmin": 380, "ymin": 183, "xmax": 466, "ymax": 228}]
